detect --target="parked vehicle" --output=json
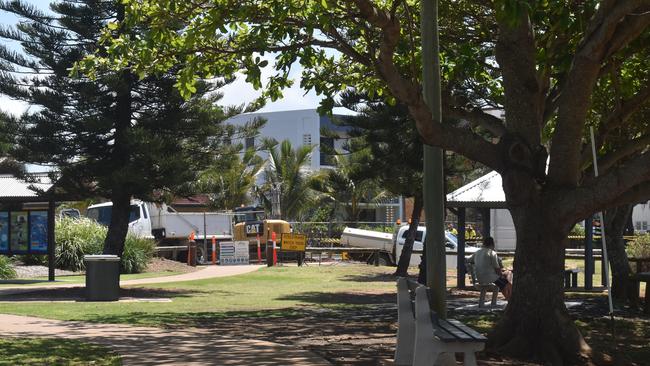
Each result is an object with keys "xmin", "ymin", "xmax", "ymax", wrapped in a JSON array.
[
  {"xmin": 339, "ymin": 225, "xmax": 479, "ymax": 267},
  {"xmin": 232, "ymin": 206, "xmax": 290, "ymax": 248},
  {"xmin": 86, "ymin": 200, "xmax": 233, "ymax": 245}
]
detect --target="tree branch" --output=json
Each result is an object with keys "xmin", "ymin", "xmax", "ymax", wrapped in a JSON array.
[
  {"xmin": 561, "ymin": 150, "xmax": 650, "ymax": 221},
  {"xmin": 548, "ymin": 0, "xmax": 649, "ymax": 187},
  {"xmin": 597, "ymin": 135, "xmax": 650, "ymax": 174},
  {"xmin": 495, "ymin": 8, "xmax": 542, "ymax": 146},
  {"xmin": 605, "ymin": 182, "xmax": 650, "ymax": 210},
  {"xmin": 349, "ymin": 0, "xmax": 503, "ymax": 170},
  {"xmin": 444, "ymin": 105, "xmax": 507, "ymax": 137},
  {"xmin": 580, "ymin": 82, "xmax": 650, "ymax": 167}
]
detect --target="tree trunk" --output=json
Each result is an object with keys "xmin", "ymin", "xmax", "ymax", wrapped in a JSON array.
[
  {"xmin": 489, "ymin": 183, "xmax": 592, "ymax": 364},
  {"xmin": 394, "ymin": 195, "xmax": 423, "ymax": 277},
  {"xmin": 103, "ymin": 4, "xmax": 133, "ymax": 258},
  {"xmin": 103, "ymin": 189, "xmax": 131, "ymax": 257},
  {"xmin": 604, "ymin": 204, "xmax": 633, "ymax": 301}
]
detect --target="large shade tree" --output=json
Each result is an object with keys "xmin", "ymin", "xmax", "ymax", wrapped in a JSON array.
[{"xmin": 88, "ymin": 0, "xmax": 650, "ymax": 363}]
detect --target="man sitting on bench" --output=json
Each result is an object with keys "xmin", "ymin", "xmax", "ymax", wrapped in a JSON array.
[{"xmin": 467, "ymin": 237, "xmax": 512, "ymax": 300}]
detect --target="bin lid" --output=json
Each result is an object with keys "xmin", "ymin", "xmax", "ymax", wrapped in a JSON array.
[{"xmin": 84, "ymin": 255, "xmax": 120, "ymax": 262}]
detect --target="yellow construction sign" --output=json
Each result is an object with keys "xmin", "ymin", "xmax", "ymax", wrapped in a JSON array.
[{"xmin": 281, "ymin": 233, "xmax": 306, "ymax": 252}]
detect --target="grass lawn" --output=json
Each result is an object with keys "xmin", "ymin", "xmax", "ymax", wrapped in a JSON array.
[
  {"xmin": 0, "ymin": 265, "xmax": 396, "ymax": 325},
  {"xmin": 0, "ymin": 264, "xmax": 647, "ymax": 365},
  {"xmin": 0, "ymin": 271, "xmax": 182, "ymax": 288},
  {"xmin": 0, "ymin": 338, "xmax": 120, "ymax": 366}
]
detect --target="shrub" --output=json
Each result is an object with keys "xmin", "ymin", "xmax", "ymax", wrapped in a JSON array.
[
  {"xmin": 0, "ymin": 256, "xmax": 16, "ymax": 279},
  {"xmin": 628, "ymin": 234, "xmax": 650, "ymax": 258},
  {"xmin": 570, "ymin": 224, "xmax": 585, "ymax": 237},
  {"xmin": 14, "ymin": 254, "xmax": 48, "ymax": 266},
  {"xmin": 55, "ymin": 217, "xmax": 155, "ymax": 273},
  {"xmin": 55, "ymin": 217, "xmax": 106, "ymax": 272},
  {"xmin": 120, "ymin": 234, "xmax": 156, "ymax": 274}
]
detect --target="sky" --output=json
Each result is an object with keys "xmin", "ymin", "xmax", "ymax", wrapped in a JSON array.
[{"xmin": 0, "ymin": 1, "xmax": 329, "ymax": 118}]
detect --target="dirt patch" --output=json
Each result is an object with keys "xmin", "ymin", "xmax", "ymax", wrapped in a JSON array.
[
  {"xmin": 161, "ymin": 287, "xmax": 648, "ymax": 366},
  {"xmin": 145, "ymin": 258, "xmax": 198, "ymax": 274}
]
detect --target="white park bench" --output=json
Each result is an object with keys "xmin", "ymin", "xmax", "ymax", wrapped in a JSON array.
[{"xmin": 395, "ymin": 277, "xmax": 487, "ymax": 366}]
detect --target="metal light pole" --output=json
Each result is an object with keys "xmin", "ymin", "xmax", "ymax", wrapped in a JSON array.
[{"xmin": 421, "ymin": 0, "xmax": 447, "ymax": 317}]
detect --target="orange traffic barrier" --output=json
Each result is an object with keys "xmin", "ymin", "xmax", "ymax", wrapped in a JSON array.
[{"xmin": 187, "ymin": 231, "xmax": 196, "ymax": 266}]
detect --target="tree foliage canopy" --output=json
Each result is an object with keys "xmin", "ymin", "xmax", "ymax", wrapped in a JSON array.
[{"xmin": 85, "ymin": 0, "xmax": 649, "ymax": 219}]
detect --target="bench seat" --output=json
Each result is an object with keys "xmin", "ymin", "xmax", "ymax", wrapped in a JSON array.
[{"xmin": 395, "ymin": 278, "xmax": 487, "ymax": 366}]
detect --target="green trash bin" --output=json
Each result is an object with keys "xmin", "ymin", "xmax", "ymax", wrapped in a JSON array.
[{"xmin": 84, "ymin": 255, "xmax": 120, "ymax": 301}]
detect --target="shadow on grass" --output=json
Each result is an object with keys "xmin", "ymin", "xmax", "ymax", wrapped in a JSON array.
[
  {"xmin": 277, "ymin": 290, "xmax": 395, "ymax": 305},
  {"xmin": 0, "ymin": 286, "xmax": 204, "ymax": 302},
  {"xmin": 341, "ymin": 271, "xmax": 400, "ymax": 283},
  {"xmin": 84, "ymin": 305, "xmax": 398, "ymax": 365}
]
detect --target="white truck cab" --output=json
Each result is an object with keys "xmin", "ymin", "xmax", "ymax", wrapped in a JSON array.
[
  {"xmin": 394, "ymin": 225, "xmax": 479, "ymax": 267},
  {"xmin": 86, "ymin": 200, "xmax": 153, "ymax": 239},
  {"xmin": 86, "ymin": 200, "xmax": 233, "ymax": 244}
]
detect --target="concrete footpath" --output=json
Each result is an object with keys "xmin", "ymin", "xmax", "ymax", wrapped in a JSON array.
[
  {"xmin": 0, "ymin": 314, "xmax": 331, "ymax": 365},
  {"xmin": 0, "ymin": 265, "xmax": 263, "ymax": 296}
]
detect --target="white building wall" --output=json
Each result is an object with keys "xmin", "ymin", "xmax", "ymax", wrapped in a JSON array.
[
  {"xmin": 226, "ymin": 109, "xmax": 322, "ymax": 171},
  {"xmin": 632, "ymin": 201, "xmax": 650, "ymax": 233},
  {"xmin": 490, "ymin": 208, "xmax": 516, "ymax": 250}
]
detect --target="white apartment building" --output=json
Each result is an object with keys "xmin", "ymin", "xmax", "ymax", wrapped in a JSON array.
[{"xmin": 226, "ymin": 109, "xmax": 402, "ymax": 222}]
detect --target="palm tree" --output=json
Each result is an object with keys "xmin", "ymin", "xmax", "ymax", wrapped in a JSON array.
[
  {"xmin": 258, "ymin": 140, "xmax": 318, "ymax": 221},
  {"xmin": 196, "ymin": 148, "xmax": 264, "ymax": 210},
  {"xmin": 312, "ymin": 153, "xmax": 387, "ymax": 225}
]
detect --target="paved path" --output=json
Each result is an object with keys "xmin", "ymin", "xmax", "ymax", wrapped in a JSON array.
[
  {"xmin": 0, "ymin": 314, "xmax": 330, "ymax": 365},
  {"xmin": 0, "ymin": 265, "xmax": 263, "ymax": 297}
]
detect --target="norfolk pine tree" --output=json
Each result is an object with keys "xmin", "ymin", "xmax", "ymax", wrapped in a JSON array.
[{"xmin": 0, "ymin": 0, "xmax": 253, "ymax": 256}]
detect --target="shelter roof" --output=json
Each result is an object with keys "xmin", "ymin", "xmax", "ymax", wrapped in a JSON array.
[
  {"xmin": 446, "ymin": 171, "xmax": 507, "ymax": 208},
  {"xmin": 0, "ymin": 173, "xmax": 55, "ymax": 202}
]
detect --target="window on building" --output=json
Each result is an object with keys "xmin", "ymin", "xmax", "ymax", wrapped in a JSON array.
[
  {"xmin": 319, "ymin": 137, "xmax": 334, "ymax": 166},
  {"xmin": 245, "ymin": 137, "xmax": 255, "ymax": 150},
  {"xmin": 303, "ymin": 133, "xmax": 312, "ymax": 146},
  {"xmin": 636, "ymin": 221, "xmax": 642, "ymax": 230},
  {"xmin": 303, "ymin": 134, "xmax": 312, "ymax": 165},
  {"xmin": 643, "ymin": 221, "xmax": 648, "ymax": 231}
]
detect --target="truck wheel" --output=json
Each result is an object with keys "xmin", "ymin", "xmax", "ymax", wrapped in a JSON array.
[{"xmin": 367, "ymin": 253, "xmax": 389, "ymax": 266}]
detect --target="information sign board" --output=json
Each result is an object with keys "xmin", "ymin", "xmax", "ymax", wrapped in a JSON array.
[
  {"xmin": 219, "ymin": 241, "xmax": 250, "ymax": 265},
  {"xmin": 29, "ymin": 211, "xmax": 48, "ymax": 253},
  {"xmin": 0, "ymin": 212, "xmax": 8, "ymax": 253},
  {"xmin": 10, "ymin": 211, "xmax": 28, "ymax": 253},
  {"xmin": 281, "ymin": 233, "xmax": 306, "ymax": 252}
]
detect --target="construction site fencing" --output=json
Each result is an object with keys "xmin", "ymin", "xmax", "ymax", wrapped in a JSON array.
[{"xmin": 288, "ymin": 221, "xmax": 397, "ymax": 247}]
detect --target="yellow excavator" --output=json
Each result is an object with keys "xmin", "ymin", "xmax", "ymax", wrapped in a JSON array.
[{"xmin": 232, "ymin": 206, "xmax": 291, "ymax": 251}]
